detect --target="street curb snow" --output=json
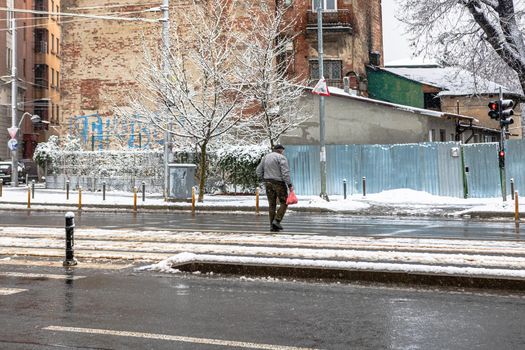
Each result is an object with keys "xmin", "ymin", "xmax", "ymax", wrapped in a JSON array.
[{"xmin": 139, "ymin": 253, "xmax": 525, "ymax": 291}]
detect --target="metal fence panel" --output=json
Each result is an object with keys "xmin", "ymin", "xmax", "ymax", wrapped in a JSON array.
[
  {"xmin": 506, "ymin": 140, "xmax": 525, "ymax": 197},
  {"xmin": 287, "ymin": 142, "xmax": 464, "ymax": 197},
  {"xmin": 462, "ymin": 143, "xmax": 500, "ymax": 198},
  {"xmin": 286, "ymin": 145, "xmax": 320, "ymax": 196}
]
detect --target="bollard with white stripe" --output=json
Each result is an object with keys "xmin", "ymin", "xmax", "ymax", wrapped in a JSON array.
[{"xmin": 63, "ymin": 212, "xmax": 78, "ymax": 266}]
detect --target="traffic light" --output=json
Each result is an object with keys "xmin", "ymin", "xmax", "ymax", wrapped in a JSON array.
[
  {"xmin": 499, "ymin": 150, "xmax": 505, "ymax": 168},
  {"xmin": 488, "ymin": 100, "xmax": 500, "ymax": 119},
  {"xmin": 499, "ymin": 99, "xmax": 514, "ymax": 126}
]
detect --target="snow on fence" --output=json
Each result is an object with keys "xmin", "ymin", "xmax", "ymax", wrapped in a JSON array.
[{"xmin": 44, "ymin": 150, "xmax": 164, "ymax": 192}]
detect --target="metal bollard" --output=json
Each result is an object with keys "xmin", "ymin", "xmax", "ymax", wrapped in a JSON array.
[
  {"xmin": 511, "ymin": 178, "xmax": 515, "ymax": 200},
  {"xmin": 66, "ymin": 180, "xmax": 70, "ymax": 200},
  {"xmin": 27, "ymin": 186, "xmax": 31, "ymax": 208},
  {"xmin": 78, "ymin": 186, "xmax": 82, "ymax": 210},
  {"xmin": 255, "ymin": 187, "xmax": 260, "ymax": 214},
  {"xmin": 514, "ymin": 191, "xmax": 520, "ymax": 223},
  {"xmin": 133, "ymin": 186, "xmax": 137, "ymax": 211},
  {"xmin": 191, "ymin": 186, "xmax": 196, "ymax": 215},
  {"xmin": 0, "ymin": 179, "xmax": 3, "ymax": 197},
  {"xmin": 102, "ymin": 181, "xmax": 106, "ymax": 201},
  {"xmin": 362, "ymin": 176, "xmax": 366, "ymax": 197},
  {"xmin": 31, "ymin": 180, "xmax": 35, "ymax": 199},
  {"xmin": 25, "ymin": 174, "xmax": 28, "ymax": 184},
  {"xmin": 142, "ymin": 181, "xmax": 146, "ymax": 202},
  {"xmin": 343, "ymin": 179, "xmax": 347, "ymax": 199},
  {"xmin": 63, "ymin": 212, "xmax": 78, "ymax": 266}
]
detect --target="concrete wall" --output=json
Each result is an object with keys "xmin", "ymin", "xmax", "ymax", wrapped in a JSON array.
[{"xmin": 281, "ymin": 94, "xmax": 457, "ymax": 145}]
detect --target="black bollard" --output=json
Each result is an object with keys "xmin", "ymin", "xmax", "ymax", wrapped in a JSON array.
[
  {"xmin": 103, "ymin": 181, "xmax": 106, "ymax": 201},
  {"xmin": 362, "ymin": 176, "xmax": 366, "ymax": 197},
  {"xmin": 0, "ymin": 179, "xmax": 3, "ymax": 197},
  {"xmin": 63, "ymin": 212, "xmax": 78, "ymax": 266},
  {"xmin": 343, "ymin": 179, "xmax": 347, "ymax": 199},
  {"xmin": 511, "ymin": 178, "xmax": 515, "ymax": 200},
  {"xmin": 142, "ymin": 181, "xmax": 146, "ymax": 202},
  {"xmin": 66, "ymin": 180, "xmax": 70, "ymax": 200},
  {"xmin": 31, "ymin": 180, "xmax": 35, "ymax": 199}
]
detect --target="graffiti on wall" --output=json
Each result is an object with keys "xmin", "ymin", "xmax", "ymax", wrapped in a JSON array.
[{"xmin": 69, "ymin": 113, "xmax": 165, "ymax": 150}]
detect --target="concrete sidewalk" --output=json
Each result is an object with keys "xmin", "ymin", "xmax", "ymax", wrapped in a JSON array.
[{"xmin": 0, "ymin": 185, "xmax": 524, "ymax": 219}]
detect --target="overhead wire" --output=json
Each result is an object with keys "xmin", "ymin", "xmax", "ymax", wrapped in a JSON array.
[{"xmin": 0, "ymin": 8, "xmax": 160, "ymax": 32}]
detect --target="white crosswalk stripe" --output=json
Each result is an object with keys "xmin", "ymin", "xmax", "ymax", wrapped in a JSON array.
[
  {"xmin": 0, "ymin": 272, "xmax": 85, "ymax": 280},
  {"xmin": 0, "ymin": 288, "xmax": 27, "ymax": 295}
]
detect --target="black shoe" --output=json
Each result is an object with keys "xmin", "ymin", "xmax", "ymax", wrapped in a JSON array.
[
  {"xmin": 272, "ymin": 219, "xmax": 283, "ymax": 230},
  {"xmin": 270, "ymin": 227, "xmax": 280, "ymax": 232}
]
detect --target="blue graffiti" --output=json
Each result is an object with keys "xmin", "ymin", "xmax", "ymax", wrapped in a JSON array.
[{"xmin": 69, "ymin": 113, "xmax": 165, "ymax": 150}]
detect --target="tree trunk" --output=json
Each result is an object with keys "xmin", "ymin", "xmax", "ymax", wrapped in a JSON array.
[{"xmin": 198, "ymin": 143, "xmax": 207, "ymax": 203}]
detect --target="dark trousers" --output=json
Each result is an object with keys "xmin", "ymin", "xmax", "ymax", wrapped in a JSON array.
[{"xmin": 265, "ymin": 181, "xmax": 288, "ymax": 224}]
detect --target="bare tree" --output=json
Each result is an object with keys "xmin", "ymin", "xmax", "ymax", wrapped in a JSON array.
[
  {"xmin": 239, "ymin": 3, "xmax": 310, "ymax": 149},
  {"xmin": 127, "ymin": 0, "xmax": 252, "ymax": 202},
  {"xmin": 397, "ymin": 0, "xmax": 525, "ymax": 93}
]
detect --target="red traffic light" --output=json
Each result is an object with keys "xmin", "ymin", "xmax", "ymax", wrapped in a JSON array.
[
  {"xmin": 488, "ymin": 101, "xmax": 498, "ymax": 110},
  {"xmin": 499, "ymin": 150, "xmax": 505, "ymax": 158}
]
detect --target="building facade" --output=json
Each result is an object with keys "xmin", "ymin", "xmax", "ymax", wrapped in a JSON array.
[
  {"xmin": 0, "ymin": 0, "xmax": 60, "ymax": 162},
  {"xmin": 60, "ymin": 0, "xmax": 383, "ymax": 148}
]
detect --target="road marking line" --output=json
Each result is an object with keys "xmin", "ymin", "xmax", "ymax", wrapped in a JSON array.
[
  {"xmin": 43, "ymin": 326, "xmax": 322, "ymax": 350},
  {"xmin": 0, "ymin": 272, "xmax": 85, "ymax": 280},
  {"xmin": 0, "ymin": 288, "xmax": 27, "ymax": 295},
  {"xmin": 0, "ymin": 259, "xmax": 132, "ymax": 270}
]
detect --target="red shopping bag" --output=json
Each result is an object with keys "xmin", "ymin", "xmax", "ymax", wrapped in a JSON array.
[{"xmin": 286, "ymin": 190, "xmax": 298, "ymax": 205}]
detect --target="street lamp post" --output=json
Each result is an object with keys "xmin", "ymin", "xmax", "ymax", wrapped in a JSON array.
[
  {"xmin": 161, "ymin": 0, "xmax": 171, "ymax": 200},
  {"xmin": 10, "ymin": 112, "xmax": 42, "ymax": 186},
  {"xmin": 9, "ymin": 2, "xmax": 17, "ymax": 188},
  {"xmin": 317, "ymin": 1, "xmax": 329, "ymax": 201}
]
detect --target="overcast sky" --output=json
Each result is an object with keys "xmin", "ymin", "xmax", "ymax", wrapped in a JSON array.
[{"xmin": 382, "ymin": 0, "xmax": 412, "ymax": 64}]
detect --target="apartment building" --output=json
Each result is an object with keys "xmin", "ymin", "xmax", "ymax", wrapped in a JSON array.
[{"xmin": 59, "ymin": 0, "xmax": 383, "ymax": 148}]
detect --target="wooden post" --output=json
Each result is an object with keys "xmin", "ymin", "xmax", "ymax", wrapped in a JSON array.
[
  {"xmin": 27, "ymin": 186, "xmax": 31, "ymax": 208},
  {"xmin": 133, "ymin": 186, "xmax": 138, "ymax": 212},
  {"xmin": 78, "ymin": 186, "xmax": 82, "ymax": 210},
  {"xmin": 255, "ymin": 187, "xmax": 260, "ymax": 214}
]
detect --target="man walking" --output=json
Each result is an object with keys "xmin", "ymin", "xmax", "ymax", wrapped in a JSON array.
[{"xmin": 256, "ymin": 144, "xmax": 293, "ymax": 232}]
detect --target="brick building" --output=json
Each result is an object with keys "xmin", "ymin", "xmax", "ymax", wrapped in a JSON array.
[
  {"xmin": 60, "ymin": 0, "xmax": 383, "ymax": 148},
  {"xmin": 0, "ymin": 0, "xmax": 61, "ymax": 162}
]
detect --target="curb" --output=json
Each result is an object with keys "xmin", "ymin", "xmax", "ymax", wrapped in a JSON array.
[{"xmin": 174, "ymin": 261, "xmax": 525, "ymax": 291}]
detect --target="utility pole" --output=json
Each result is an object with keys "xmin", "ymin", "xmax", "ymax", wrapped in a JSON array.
[
  {"xmin": 317, "ymin": 1, "xmax": 329, "ymax": 201},
  {"xmin": 9, "ymin": 1, "xmax": 18, "ymax": 187},
  {"xmin": 161, "ymin": 0, "xmax": 170, "ymax": 200},
  {"xmin": 499, "ymin": 88, "xmax": 507, "ymax": 202}
]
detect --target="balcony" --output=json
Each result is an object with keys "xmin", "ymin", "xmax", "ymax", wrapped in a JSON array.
[
  {"xmin": 34, "ymin": 41, "xmax": 48, "ymax": 54},
  {"xmin": 306, "ymin": 10, "xmax": 352, "ymax": 34}
]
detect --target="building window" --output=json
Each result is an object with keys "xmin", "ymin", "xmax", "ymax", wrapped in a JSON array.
[
  {"xmin": 51, "ymin": 34, "xmax": 55, "ymax": 53},
  {"xmin": 56, "ymin": 71, "xmax": 59, "ymax": 89},
  {"xmin": 309, "ymin": 60, "xmax": 342, "ymax": 86},
  {"xmin": 51, "ymin": 68, "xmax": 55, "ymax": 87},
  {"xmin": 23, "ymin": 23, "xmax": 26, "ymax": 40},
  {"xmin": 439, "ymin": 129, "xmax": 446, "ymax": 142},
  {"xmin": 312, "ymin": 0, "xmax": 336, "ymax": 11},
  {"xmin": 56, "ymin": 38, "xmax": 60, "ymax": 56},
  {"xmin": 424, "ymin": 93, "xmax": 441, "ymax": 110}
]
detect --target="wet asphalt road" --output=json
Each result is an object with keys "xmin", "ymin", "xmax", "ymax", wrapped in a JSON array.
[
  {"xmin": 1, "ymin": 210, "xmax": 523, "ymax": 240},
  {"xmin": 0, "ymin": 263, "xmax": 524, "ymax": 350}
]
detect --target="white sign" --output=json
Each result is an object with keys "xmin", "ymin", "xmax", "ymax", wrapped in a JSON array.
[
  {"xmin": 312, "ymin": 78, "xmax": 330, "ymax": 96},
  {"xmin": 7, "ymin": 127, "xmax": 18, "ymax": 139},
  {"xmin": 7, "ymin": 139, "xmax": 17, "ymax": 151}
]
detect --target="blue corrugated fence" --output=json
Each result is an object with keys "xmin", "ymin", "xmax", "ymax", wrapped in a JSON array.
[{"xmin": 286, "ymin": 140, "xmax": 524, "ymax": 198}]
